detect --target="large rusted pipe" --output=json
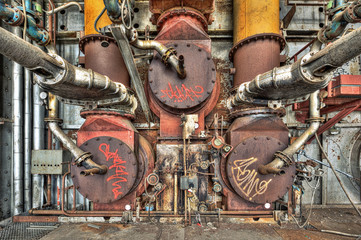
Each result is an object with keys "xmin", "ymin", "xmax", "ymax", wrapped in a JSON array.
[
  {"xmin": 81, "ymin": 0, "xmax": 130, "ymax": 86},
  {"xmin": 229, "ymin": 25, "xmax": 361, "ymax": 105},
  {"xmin": 231, "ymin": 0, "xmax": 282, "ymax": 86}
]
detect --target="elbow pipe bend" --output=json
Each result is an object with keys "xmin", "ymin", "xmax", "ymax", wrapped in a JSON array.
[
  {"xmin": 130, "ymin": 30, "xmax": 187, "ymax": 79},
  {"xmin": 258, "ymin": 91, "xmax": 321, "ymax": 175},
  {"xmin": 103, "ymin": 0, "xmax": 121, "ymax": 20},
  {"xmin": 44, "ymin": 2, "xmax": 83, "ymax": 15},
  {"xmin": 48, "ymin": 122, "xmax": 107, "ymax": 176},
  {"xmin": 0, "ymin": 3, "xmax": 50, "ymax": 45}
]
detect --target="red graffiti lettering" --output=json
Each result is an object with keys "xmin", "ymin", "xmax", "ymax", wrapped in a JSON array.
[
  {"xmin": 99, "ymin": 143, "xmax": 128, "ymax": 199},
  {"xmin": 160, "ymin": 83, "xmax": 204, "ymax": 102}
]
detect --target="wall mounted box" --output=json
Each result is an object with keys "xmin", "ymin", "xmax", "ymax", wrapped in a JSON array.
[{"xmin": 31, "ymin": 150, "xmax": 71, "ymax": 175}]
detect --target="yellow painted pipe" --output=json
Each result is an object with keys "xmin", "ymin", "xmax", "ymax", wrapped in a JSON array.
[
  {"xmin": 233, "ymin": 0, "xmax": 280, "ymax": 44},
  {"xmin": 84, "ymin": 0, "xmax": 112, "ymax": 35}
]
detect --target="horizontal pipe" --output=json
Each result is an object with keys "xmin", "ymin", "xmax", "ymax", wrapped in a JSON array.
[
  {"xmin": 229, "ymin": 25, "xmax": 361, "ymax": 106},
  {"xmin": 0, "ymin": 26, "xmax": 136, "ymax": 105},
  {"xmin": 43, "ymin": 2, "xmax": 83, "ymax": 15},
  {"xmin": 29, "ymin": 209, "xmax": 274, "ymax": 217}
]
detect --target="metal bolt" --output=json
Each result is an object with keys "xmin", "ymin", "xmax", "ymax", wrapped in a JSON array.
[
  {"xmin": 149, "ymin": 68, "xmax": 153, "ymax": 71},
  {"xmin": 303, "ymin": 69, "xmax": 307, "ymax": 73},
  {"xmin": 303, "ymin": 59, "xmax": 307, "ymax": 63},
  {"xmin": 71, "ymin": 175, "xmax": 75, "ymax": 178}
]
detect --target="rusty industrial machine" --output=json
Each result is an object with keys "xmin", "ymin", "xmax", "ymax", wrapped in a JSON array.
[{"xmin": 1, "ymin": 0, "xmax": 361, "ymax": 224}]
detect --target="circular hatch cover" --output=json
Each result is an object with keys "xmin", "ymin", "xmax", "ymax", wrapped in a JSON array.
[
  {"xmin": 148, "ymin": 42, "xmax": 216, "ymax": 110},
  {"xmin": 71, "ymin": 136, "xmax": 138, "ymax": 203},
  {"xmin": 226, "ymin": 136, "xmax": 296, "ymax": 204}
]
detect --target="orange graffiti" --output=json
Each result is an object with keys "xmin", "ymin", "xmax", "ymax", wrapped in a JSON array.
[
  {"xmin": 99, "ymin": 143, "xmax": 128, "ymax": 199},
  {"xmin": 160, "ymin": 82, "xmax": 204, "ymax": 102}
]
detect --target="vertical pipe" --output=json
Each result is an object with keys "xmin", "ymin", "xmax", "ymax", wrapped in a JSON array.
[
  {"xmin": 25, "ymin": 0, "xmax": 32, "ymax": 11},
  {"xmin": 174, "ymin": 171, "xmax": 178, "ymax": 215},
  {"xmin": 32, "ymin": 0, "xmax": 44, "ymax": 209},
  {"xmin": 12, "ymin": 26, "xmax": 24, "ymax": 215},
  {"xmin": 32, "ymin": 81, "xmax": 45, "ymax": 209},
  {"xmin": 232, "ymin": 0, "xmax": 282, "ymax": 86},
  {"xmin": 24, "ymin": 56, "xmax": 32, "ymax": 211},
  {"xmin": 84, "ymin": 0, "xmax": 112, "ymax": 35}
]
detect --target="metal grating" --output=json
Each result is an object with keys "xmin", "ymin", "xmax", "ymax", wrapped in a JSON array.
[{"xmin": 0, "ymin": 222, "xmax": 57, "ymax": 240}]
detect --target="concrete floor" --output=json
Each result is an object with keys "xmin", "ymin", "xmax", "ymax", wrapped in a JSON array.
[
  {"xmin": 1, "ymin": 208, "xmax": 360, "ymax": 239},
  {"xmin": 38, "ymin": 208, "xmax": 361, "ymax": 240}
]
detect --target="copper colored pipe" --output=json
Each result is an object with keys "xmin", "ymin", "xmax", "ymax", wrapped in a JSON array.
[{"xmin": 29, "ymin": 209, "xmax": 274, "ymax": 217}]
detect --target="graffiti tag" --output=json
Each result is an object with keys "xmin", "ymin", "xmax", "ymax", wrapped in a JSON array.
[
  {"xmin": 99, "ymin": 143, "xmax": 128, "ymax": 199},
  {"xmin": 232, "ymin": 157, "xmax": 271, "ymax": 200},
  {"xmin": 160, "ymin": 82, "xmax": 204, "ymax": 102}
]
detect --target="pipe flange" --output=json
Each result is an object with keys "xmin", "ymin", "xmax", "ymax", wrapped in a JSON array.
[
  {"xmin": 156, "ymin": 7, "xmax": 209, "ymax": 32},
  {"xmin": 229, "ymin": 33, "xmax": 286, "ymax": 62},
  {"xmin": 299, "ymin": 52, "xmax": 332, "ymax": 84},
  {"xmin": 74, "ymin": 152, "xmax": 93, "ymax": 166},
  {"xmin": 306, "ymin": 117, "xmax": 324, "ymax": 123},
  {"xmin": 4, "ymin": 6, "xmax": 24, "ymax": 26},
  {"xmin": 79, "ymin": 109, "xmax": 135, "ymax": 120},
  {"xmin": 161, "ymin": 47, "xmax": 177, "ymax": 66},
  {"xmin": 345, "ymin": 3, "xmax": 361, "ymax": 23},
  {"xmin": 274, "ymin": 151, "xmax": 293, "ymax": 167},
  {"xmin": 46, "ymin": 53, "xmax": 67, "ymax": 82},
  {"xmin": 44, "ymin": 117, "xmax": 63, "ymax": 123},
  {"xmin": 317, "ymin": 26, "xmax": 331, "ymax": 44},
  {"xmin": 229, "ymin": 107, "xmax": 286, "ymax": 119},
  {"xmin": 79, "ymin": 34, "xmax": 118, "ymax": 54}
]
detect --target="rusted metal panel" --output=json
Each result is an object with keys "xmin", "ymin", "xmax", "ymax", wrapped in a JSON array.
[
  {"xmin": 328, "ymin": 75, "xmax": 361, "ymax": 98},
  {"xmin": 221, "ymin": 112, "xmax": 291, "ymax": 211},
  {"xmin": 226, "ymin": 136, "xmax": 296, "ymax": 204},
  {"xmin": 31, "ymin": 150, "xmax": 70, "ymax": 175},
  {"xmin": 12, "ymin": 215, "xmax": 58, "ymax": 223},
  {"xmin": 71, "ymin": 136, "xmax": 138, "ymax": 203},
  {"xmin": 149, "ymin": 43, "xmax": 216, "ymax": 110},
  {"xmin": 231, "ymin": 38, "xmax": 282, "ymax": 86},
  {"xmin": 79, "ymin": 35, "xmax": 130, "ymax": 87}
]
